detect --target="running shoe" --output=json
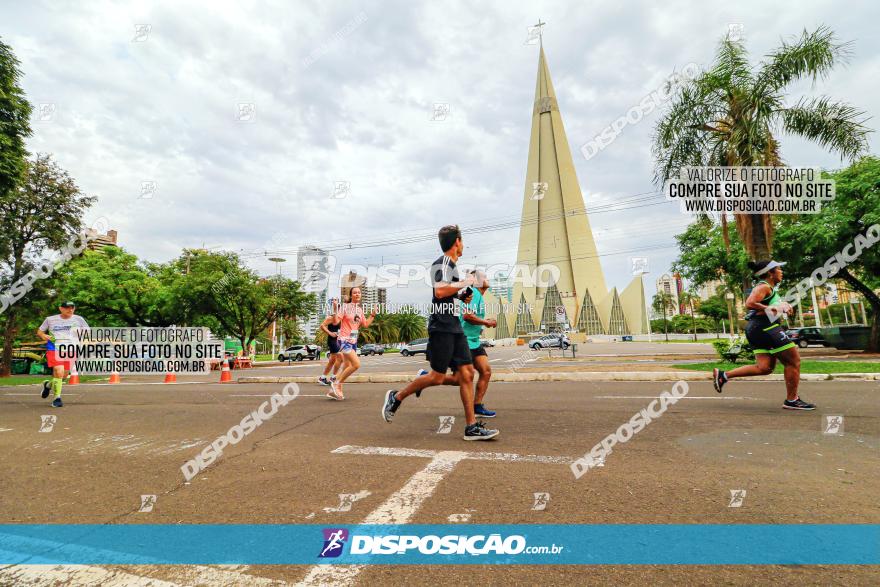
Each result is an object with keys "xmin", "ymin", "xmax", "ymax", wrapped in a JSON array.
[
  {"xmin": 712, "ymin": 368, "xmax": 727, "ymax": 394},
  {"xmin": 52, "ymin": 397, "xmax": 63, "ymax": 408},
  {"xmin": 318, "ymin": 375, "xmax": 331, "ymax": 386},
  {"xmin": 41, "ymin": 380, "xmax": 51, "ymax": 399},
  {"xmin": 330, "ymin": 375, "xmax": 337, "ymax": 383},
  {"xmin": 474, "ymin": 403, "xmax": 496, "ymax": 418},
  {"xmin": 463, "ymin": 421, "xmax": 499, "ymax": 441},
  {"xmin": 783, "ymin": 397, "xmax": 815, "ymax": 410},
  {"xmin": 326, "ymin": 382, "xmax": 344, "ymax": 401},
  {"xmin": 382, "ymin": 389, "xmax": 401, "ymax": 422}
]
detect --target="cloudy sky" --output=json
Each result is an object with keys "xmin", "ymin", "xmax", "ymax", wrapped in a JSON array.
[{"xmin": 4, "ymin": 0, "xmax": 879, "ymax": 306}]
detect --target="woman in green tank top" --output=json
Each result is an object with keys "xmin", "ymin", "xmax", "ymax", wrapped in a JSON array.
[{"xmin": 711, "ymin": 260, "xmax": 815, "ymax": 411}]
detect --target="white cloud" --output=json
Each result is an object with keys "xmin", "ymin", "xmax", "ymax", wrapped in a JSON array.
[{"xmin": 4, "ymin": 0, "xmax": 878, "ymax": 305}]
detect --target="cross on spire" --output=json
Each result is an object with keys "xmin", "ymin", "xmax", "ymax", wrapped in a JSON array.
[{"xmin": 526, "ymin": 19, "xmax": 545, "ymax": 46}]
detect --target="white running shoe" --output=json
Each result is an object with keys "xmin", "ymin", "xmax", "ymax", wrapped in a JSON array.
[{"xmin": 326, "ymin": 382, "xmax": 344, "ymax": 401}]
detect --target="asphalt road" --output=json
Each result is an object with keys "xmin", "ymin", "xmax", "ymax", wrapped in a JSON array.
[{"xmin": 1, "ymin": 377, "xmax": 877, "ymax": 585}]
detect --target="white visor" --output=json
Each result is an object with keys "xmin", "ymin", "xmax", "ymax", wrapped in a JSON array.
[{"xmin": 754, "ymin": 260, "xmax": 786, "ymax": 276}]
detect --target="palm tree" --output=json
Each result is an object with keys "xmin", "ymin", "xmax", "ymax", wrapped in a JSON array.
[
  {"xmin": 390, "ymin": 308, "xmax": 427, "ymax": 343},
  {"xmin": 652, "ymin": 292, "xmax": 676, "ymax": 341},
  {"xmin": 679, "ymin": 290, "xmax": 700, "ymax": 341},
  {"xmin": 654, "ymin": 26, "xmax": 870, "ymax": 260},
  {"xmin": 360, "ymin": 312, "xmax": 398, "ymax": 345}
]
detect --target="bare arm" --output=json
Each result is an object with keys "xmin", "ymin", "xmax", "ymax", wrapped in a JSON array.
[
  {"xmin": 361, "ymin": 307, "xmax": 378, "ymax": 328},
  {"xmin": 434, "ymin": 274, "xmax": 475, "ymax": 299},
  {"xmin": 744, "ymin": 283, "xmax": 772, "ymax": 313},
  {"xmin": 36, "ymin": 328, "xmax": 51, "ymax": 343},
  {"xmin": 462, "ymin": 312, "xmax": 495, "ymax": 327},
  {"xmin": 319, "ymin": 316, "xmax": 336, "ymax": 337}
]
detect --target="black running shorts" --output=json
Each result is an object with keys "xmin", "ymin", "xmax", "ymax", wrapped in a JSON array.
[
  {"xmin": 469, "ymin": 345, "xmax": 487, "ymax": 360},
  {"xmin": 745, "ymin": 317, "xmax": 796, "ymax": 355},
  {"xmin": 327, "ymin": 336, "xmax": 340, "ymax": 354},
  {"xmin": 427, "ymin": 331, "xmax": 472, "ymax": 374}
]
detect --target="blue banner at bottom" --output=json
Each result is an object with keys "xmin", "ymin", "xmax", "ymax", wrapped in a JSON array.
[{"xmin": 0, "ymin": 524, "xmax": 877, "ymax": 565}]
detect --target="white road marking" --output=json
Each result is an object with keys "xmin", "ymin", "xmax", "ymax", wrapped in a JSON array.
[
  {"xmin": 0, "ymin": 427, "xmax": 13, "ymax": 432},
  {"xmin": 229, "ymin": 394, "xmax": 326, "ymax": 397},
  {"xmin": 594, "ymin": 395, "xmax": 757, "ymax": 400},
  {"xmin": 0, "ymin": 564, "xmax": 285, "ymax": 586},
  {"xmin": 298, "ymin": 445, "xmax": 569, "ymax": 586},
  {"xmin": 322, "ymin": 490, "xmax": 371, "ymax": 513}
]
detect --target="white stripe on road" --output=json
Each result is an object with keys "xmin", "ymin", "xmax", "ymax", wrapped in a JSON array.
[
  {"xmin": 230, "ymin": 394, "xmax": 327, "ymax": 398},
  {"xmin": 331, "ymin": 445, "xmax": 438, "ymax": 459},
  {"xmin": 594, "ymin": 395, "xmax": 757, "ymax": 400},
  {"xmin": 0, "ymin": 564, "xmax": 284, "ymax": 586},
  {"xmin": 299, "ymin": 445, "xmax": 569, "ymax": 586},
  {"xmin": 332, "ymin": 444, "xmax": 572, "ymax": 464}
]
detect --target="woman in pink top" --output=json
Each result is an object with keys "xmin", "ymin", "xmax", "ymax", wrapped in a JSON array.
[{"xmin": 328, "ymin": 286, "xmax": 376, "ymax": 400}]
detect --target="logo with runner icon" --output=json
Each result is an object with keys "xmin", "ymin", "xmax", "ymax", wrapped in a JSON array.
[{"xmin": 319, "ymin": 528, "xmax": 349, "ymax": 558}]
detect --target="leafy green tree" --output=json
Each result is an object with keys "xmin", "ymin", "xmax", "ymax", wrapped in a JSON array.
[
  {"xmin": 652, "ymin": 292, "xmax": 676, "ymax": 341},
  {"xmin": 50, "ymin": 247, "xmax": 174, "ymax": 327},
  {"xmin": 679, "ymin": 290, "xmax": 700, "ymax": 340},
  {"xmin": 698, "ymin": 292, "xmax": 731, "ymax": 334},
  {"xmin": 654, "ymin": 26, "xmax": 871, "ymax": 259},
  {"xmin": 773, "ymin": 157, "xmax": 880, "ymax": 350},
  {"xmin": 672, "ymin": 219, "xmax": 749, "ymax": 315},
  {"xmin": 172, "ymin": 250, "xmax": 315, "ymax": 351},
  {"xmin": 0, "ymin": 37, "xmax": 31, "ymax": 215},
  {"xmin": 280, "ymin": 318, "xmax": 306, "ymax": 346},
  {"xmin": 0, "ymin": 155, "xmax": 95, "ymax": 375}
]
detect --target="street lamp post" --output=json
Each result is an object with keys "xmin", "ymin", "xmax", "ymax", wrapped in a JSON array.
[{"xmin": 725, "ymin": 292, "xmax": 736, "ymax": 339}]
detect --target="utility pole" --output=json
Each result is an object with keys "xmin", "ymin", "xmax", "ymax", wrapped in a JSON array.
[
  {"xmin": 811, "ymin": 282, "xmax": 822, "ymax": 328},
  {"xmin": 268, "ymin": 257, "xmax": 286, "ymax": 358}
]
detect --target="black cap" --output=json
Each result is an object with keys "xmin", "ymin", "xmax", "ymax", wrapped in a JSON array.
[{"xmin": 59, "ymin": 300, "xmax": 76, "ymax": 308}]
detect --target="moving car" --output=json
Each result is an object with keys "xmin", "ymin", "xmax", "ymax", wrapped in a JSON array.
[
  {"xmin": 400, "ymin": 338, "xmax": 429, "ymax": 357},
  {"xmin": 785, "ymin": 327, "xmax": 828, "ymax": 348},
  {"xmin": 360, "ymin": 343, "xmax": 385, "ymax": 356},
  {"xmin": 528, "ymin": 333, "xmax": 570, "ymax": 350},
  {"xmin": 480, "ymin": 339, "xmax": 496, "ymax": 348},
  {"xmin": 278, "ymin": 344, "xmax": 320, "ymax": 362}
]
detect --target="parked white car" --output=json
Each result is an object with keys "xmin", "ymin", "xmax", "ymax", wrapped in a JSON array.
[{"xmin": 400, "ymin": 338, "xmax": 428, "ymax": 357}]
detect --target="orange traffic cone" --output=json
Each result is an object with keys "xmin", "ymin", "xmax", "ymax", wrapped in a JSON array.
[
  {"xmin": 67, "ymin": 365, "xmax": 80, "ymax": 386},
  {"xmin": 219, "ymin": 358, "xmax": 233, "ymax": 383},
  {"xmin": 164, "ymin": 372, "xmax": 177, "ymax": 384},
  {"xmin": 109, "ymin": 370, "xmax": 121, "ymax": 384}
]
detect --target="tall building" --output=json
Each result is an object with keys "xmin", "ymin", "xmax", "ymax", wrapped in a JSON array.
[
  {"xmin": 490, "ymin": 271, "xmax": 512, "ymax": 303},
  {"xmin": 297, "ymin": 246, "xmax": 328, "ymax": 339},
  {"xmin": 655, "ymin": 274, "xmax": 681, "ymax": 317},
  {"xmin": 86, "ymin": 229, "xmax": 118, "ymax": 250},
  {"xmin": 697, "ymin": 279, "xmax": 722, "ymax": 301},
  {"xmin": 340, "ymin": 270, "xmax": 386, "ymax": 311},
  {"xmin": 498, "ymin": 43, "xmax": 647, "ymax": 339}
]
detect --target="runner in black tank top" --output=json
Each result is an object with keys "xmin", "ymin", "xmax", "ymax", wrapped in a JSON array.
[
  {"xmin": 318, "ymin": 298, "xmax": 343, "ymax": 386},
  {"xmin": 713, "ymin": 260, "xmax": 814, "ymax": 410}
]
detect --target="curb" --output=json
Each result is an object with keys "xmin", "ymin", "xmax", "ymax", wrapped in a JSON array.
[{"xmin": 236, "ymin": 372, "xmax": 879, "ymax": 384}]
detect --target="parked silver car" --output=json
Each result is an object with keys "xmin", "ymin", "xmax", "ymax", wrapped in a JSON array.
[
  {"xmin": 400, "ymin": 338, "xmax": 429, "ymax": 357},
  {"xmin": 528, "ymin": 333, "xmax": 570, "ymax": 350},
  {"xmin": 278, "ymin": 344, "xmax": 319, "ymax": 362}
]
